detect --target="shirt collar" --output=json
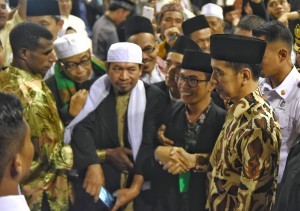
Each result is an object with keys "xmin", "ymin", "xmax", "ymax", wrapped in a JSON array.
[
  {"xmin": 261, "ymin": 66, "xmax": 298, "ymax": 100},
  {"xmin": 228, "ymin": 87, "xmax": 264, "ymax": 119}
]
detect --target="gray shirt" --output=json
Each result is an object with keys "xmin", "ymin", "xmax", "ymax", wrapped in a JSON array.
[{"xmin": 92, "ymin": 15, "xmax": 119, "ymax": 61}]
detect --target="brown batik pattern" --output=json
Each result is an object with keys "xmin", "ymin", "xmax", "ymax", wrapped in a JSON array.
[{"xmin": 207, "ymin": 88, "xmax": 281, "ymax": 211}]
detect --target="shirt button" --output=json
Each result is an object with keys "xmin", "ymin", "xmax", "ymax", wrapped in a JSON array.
[{"xmin": 281, "ymin": 90, "xmax": 285, "ymax": 95}]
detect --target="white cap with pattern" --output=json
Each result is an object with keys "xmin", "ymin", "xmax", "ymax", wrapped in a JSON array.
[
  {"xmin": 107, "ymin": 42, "xmax": 142, "ymax": 64},
  {"xmin": 201, "ymin": 3, "xmax": 223, "ymax": 20},
  {"xmin": 54, "ymin": 33, "xmax": 90, "ymax": 59}
]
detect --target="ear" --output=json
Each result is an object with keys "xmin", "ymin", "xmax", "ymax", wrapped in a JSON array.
[
  {"xmin": 10, "ymin": 154, "xmax": 22, "ymax": 181},
  {"xmin": 138, "ymin": 64, "xmax": 143, "ymax": 77},
  {"xmin": 105, "ymin": 62, "xmax": 110, "ymax": 73},
  {"xmin": 56, "ymin": 19, "xmax": 64, "ymax": 32},
  {"xmin": 19, "ymin": 48, "xmax": 28, "ymax": 61},
  {"xmin": 240, "ymin": 68, "xmax": 251, "ymax": 86},
  {"xmin": 278, "ymin": 49, "xmax": 288, "ymax": 62}
]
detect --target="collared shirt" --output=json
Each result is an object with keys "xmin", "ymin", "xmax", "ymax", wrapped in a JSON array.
[
  {"xmin": 0, "ymin": 66, "xmax": 73, "ymax": 210},
  {"xmin": 0, "ymin": 195, "xmax": 30, "ymax": 211},
  {"xmin": 260, "ymin": 67, "xmax": 300, "ymax": 183},
  {"xmin": 208, "ymin": 88, "xmax": 281, "ymax": 211},
  {"xmin": 0, "ymin": 10, "xmax": 23, "ymax": 67},
  {"xmin": 141, "ymin": 64, "xmax": 165, "ymax": 84}
]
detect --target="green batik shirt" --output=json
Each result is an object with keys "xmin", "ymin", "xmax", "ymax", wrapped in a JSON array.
[
  {"xmin": 0, "ymin": 66, "xmax": 73, "ymax": 211},
  {"xmin": 208, "ymin": 88, "xmax": 281, "ymax": 211}
]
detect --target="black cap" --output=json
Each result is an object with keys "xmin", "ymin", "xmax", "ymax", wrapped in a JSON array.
[
  {"xmin": 182, "ymin": 50, "xmax": 213, "ymax": 73},
  {"xmin": 27, "ymin": 0, "xmax": 60, "ymax": 16},
  {"xmin": 125, "ymin": 16, "xmax": 154, "ymax": 40},
  {"xmin": 182, "ymin": 15, "xmax": 210, "ymax": 36},
  {"xmin": 210, "ymin": 34, "xmax": 267, "ymax": 64},
  {"xmin": 223, "ymin": 5, "xmax": 235, "ymax": 15},
  {"xmin": 110, "ymin": 0, "xmax": 135, "ymax": 11},
  {"xmin": 169, "ymin": 36, "xmax": 200, "ymax": 54}
]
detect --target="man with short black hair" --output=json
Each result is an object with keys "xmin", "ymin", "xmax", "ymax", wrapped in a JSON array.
[
  {"xmin": 182, "ymin": 15, "xmax": 212, "ymax": 53},
  {"xmin": 92, "ymin": 0, "xmax": 134, "ymax": 61},
  {"xmin": 234, "ymin": 15, "xmax": 266, "ymax": 37},
  {"xmin": 208, "ymin": 34, "xmax": 281, "ymax": 210},
  {"xmin": 253, "ymin": 20, "xmax": 300, "ymax": 184},
  {"xmin": 0, "ymin": 93, "xmax": 34, "ymax": 211},
  {"xmin": 0, "ymin": 22, "xmax": 73, "ymax": 211},
  {"xmin": 125, "ymin": 15, "xmax": 165, "ymax": 84}
]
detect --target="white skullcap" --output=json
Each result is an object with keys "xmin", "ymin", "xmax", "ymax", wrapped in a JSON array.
[
  {"xmin": 54, "ymin": 33, "xmax": 90, "ymax": 59},
  {"xmin": 107, "ymin": 42, "xmax": 142, "ymax": 64},
  {"xmin": 201, "ymin": 3, "xmax": 223, "ymax": 20}
]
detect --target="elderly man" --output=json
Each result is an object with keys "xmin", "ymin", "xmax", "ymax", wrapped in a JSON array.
[
  {"xmin": 46, "ymin": 33, "xmax": 106, "ymax": 126},
  {"xmin": 0, "ymin": 93, "xmax": 34, "ymax": 211},
  {"xmin": 182, "ymin": 15, "xmax": 212, "ymax": 53},
  {"xmin": 0, "ymin": 22, "xmax": 73, "ymax": 211},
  {"xmin": 66, "ymin": 42, "xmax": 169, "ymax": 211},
  {"xmin": 125, "ymin": 16, "xmax": 165, "ymax": 84},
  {"xmin": 201, "ymin": 3, "xmax": 225, "ymax": 34},
  {"xmin": 208, "ymin": 34, "xmax": 281, "ymax": 210},
  {"xmin": 153, "ymin": 50, "xmax": 226, "ymax": 211}
]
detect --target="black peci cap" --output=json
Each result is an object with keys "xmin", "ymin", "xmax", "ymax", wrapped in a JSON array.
[
  {"xmin": 27, "ymin": 0, "xmax": 60, "ymax": 16},
  {"xmin": 182, "ymin": 50, "xmax": 213, "ymax": 73},
  {"xmin": 210, "ymin": 34, "xmax": 267, "ymax": 64},
  {"xmin": 169, "ymin": 36, "xmax": 200, "ymax": 54},
  {"xmin": 125, "ymin": 16, "xmax": 154, "ymax": 40},
  {"xmin": 182, "ymin": 15, "xmax": 210, "ymax": 36}
]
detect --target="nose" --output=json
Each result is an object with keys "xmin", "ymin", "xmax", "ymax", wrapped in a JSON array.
[
  {"xmin": 120, "ymin": 70, "xmax": 129, "ymax": 80},
  {"xmin": 211, "ymin": 72, "xmax": 218, "ymax": 83},
  {"xmin": 75, "ymin": 65, "xmax": 85, "ymax": 74},
  {"xmin": 49, "ymin": 51, "xmax": 57, "ymax": 63}
]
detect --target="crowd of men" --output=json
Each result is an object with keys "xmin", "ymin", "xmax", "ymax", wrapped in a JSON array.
[{"xmin": 0, "ymin": 0, "xmax": 300, "ymax": 210}]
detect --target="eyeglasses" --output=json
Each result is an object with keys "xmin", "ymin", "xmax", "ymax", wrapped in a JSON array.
[
  {"xmin": 60, "ymin": 57, "xmax": 91, "ymax": 72},
  {"xmin": 142, "ymin": 46, "xmax": 156, "ymax": 54},
  {"xmin": 175, "ymin": 74, "xmax": 209, "ymax": 88}
]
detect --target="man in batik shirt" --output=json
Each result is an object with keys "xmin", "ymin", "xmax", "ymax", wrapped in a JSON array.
[
  {"xmin": 208, "ymin": 34, "xmax": 281, "ymax": 210},
  {"xmin": 0, "ymin": 22, "xmax": 73, "ymax": 211}
]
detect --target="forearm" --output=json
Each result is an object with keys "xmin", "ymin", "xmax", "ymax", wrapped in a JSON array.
[{"xmin": 17, "ymin": 0, "xmax": 27, "ymax": 20}]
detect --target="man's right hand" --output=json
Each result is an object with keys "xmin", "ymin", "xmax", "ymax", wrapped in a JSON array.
[
  {"xmin": 83, "ymin": 164, "xmax": 105, "ymax": 202},
  {"xmin": 106, "ymin": 147, "xmax": 134, "ymax": 173},
  {"xmin": 69, "ymin": 89, "xmax": 89, "ymax": 117}
]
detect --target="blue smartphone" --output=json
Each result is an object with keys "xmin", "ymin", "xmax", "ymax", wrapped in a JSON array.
[{"xmin": 99, "ymin": 186, "xmax": 116, "ymax": 209}]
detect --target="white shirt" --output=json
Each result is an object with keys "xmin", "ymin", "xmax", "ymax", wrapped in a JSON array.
[
  {"xmin": 0, "ymin": 195, "xmax": 30, "ymax": 211},
  {"xmin": 141, "ymin": 65, "xmax": 165, "ymax": 84},
  {"xmin": 260, "ymin": 67, "xmax": 300, "ymax": 183}
]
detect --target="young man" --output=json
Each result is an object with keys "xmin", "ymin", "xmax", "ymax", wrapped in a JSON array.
[
  {"xmin": 182, "ymin": 15, "xmax": 212, "ymax": 53},
  {"xmin": 0, "ymin": 22, "xmax": 73, "ymax": 211},
  {"xmin": 125, "ymin": 16, "xmax": 165, "ymax": 84},
  {"xmin": 253, "ymin": 21, "xmax": 300, "ymax": 183},
  {"xmin": 157, "ymin": 3, "xmax": 184, "ymax": 60},
  {"xmin": 153, "ymin": 50, "xmax": 226, "ymax": 211},
  {"xmin": 92, "ymin": 0, "xmax": 134, "ymax": 61},
  {"xmin": 66, "ymin": 42, "xmax": 169, "ymax": 211},
  {"xmin": 0, "ymin": 93, "xmax": 34, "ymax": 211},
  {"xmin": 46, "ymin": 33, "xmax": 106, "ymax": 125},
  {"xmin": 154, "ymin": 36, "xmax": 200, "ymax": 102},
  {"xmin": 208, "ymin": 34, "xmax": 281, "ymax": 210}
]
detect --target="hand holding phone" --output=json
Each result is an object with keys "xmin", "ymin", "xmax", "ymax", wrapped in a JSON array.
[{"xmin": 99, "ymin": 186, "xmax": 116, "ymax": 209}]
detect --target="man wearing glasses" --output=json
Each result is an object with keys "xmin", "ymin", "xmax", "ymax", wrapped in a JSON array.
[
  {"xmin": 46, "ymin": 33, "xmax": 106, "ymax": 126},
  {"xmin": 125, "ymin": 16, "xmax": 165, "ymax": 84},
  {"xmin": 153, "ymin": 50, "xmax": 226, "ymax": 211}
]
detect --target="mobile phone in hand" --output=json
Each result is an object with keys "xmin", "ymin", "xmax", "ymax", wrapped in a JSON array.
[
  {"xmin": 142, "ymin": 6, "xmax": 154, "ymax": 21},
  {"xmin": 99, "ymin": 186, "xmax": 116, "ymax": 209}
]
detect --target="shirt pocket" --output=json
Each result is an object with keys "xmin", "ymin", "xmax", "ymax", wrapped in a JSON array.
[{"xmin": 277, "ymin": 111, "xmax": 291, "ymax": 144}]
